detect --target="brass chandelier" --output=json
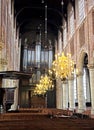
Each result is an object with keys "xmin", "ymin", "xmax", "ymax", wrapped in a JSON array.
[
  {"xmin": 52, "ymin": 52, "xmax": 74, "ymax": 80},
  {"xmin": 33, "ymin": 74, "xmax": 53, "ymax": 96}
]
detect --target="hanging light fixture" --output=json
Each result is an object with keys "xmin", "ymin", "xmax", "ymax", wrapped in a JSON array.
[
  {"xmin": 33, "ymin": 74, "xmax": 53, "ymax": 96},
  {"xmin": 52, "ymin": 52, "xmax": 74, "ymax": 80}
]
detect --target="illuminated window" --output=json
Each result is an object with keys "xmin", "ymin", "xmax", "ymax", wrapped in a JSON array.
[
  {"xmin": 76, "ymin": 0, "xmax": 85, "ymax": 25},
  {"xmin": 68, "ymin": 4, "xmax": 74, "ymax": 38},
  {"xmin": 63, "ymin": 21, "xmax": 67, "ymax": 47}
]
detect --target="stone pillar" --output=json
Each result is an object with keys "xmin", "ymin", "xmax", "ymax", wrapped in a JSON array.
[
  {"xmin": 56, "ymin": 79, "xmax": 62, "ymax": 109},
  {"xmin": 62, "ymin": 80, "xmax": 68, "ymax": 110},
  {"xmin": 68, "ymin": 76, "xmax": 75, "ymax": 111},
  {"xmin": 88, "ymin": 65, "xmax": 94, "ymax": 114},
  {"xmin": 77, "ymin": 72, "xmax": 86, "ymax": 113}
]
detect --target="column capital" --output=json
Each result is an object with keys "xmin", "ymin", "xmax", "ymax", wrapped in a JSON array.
[
  {"xmin": 77, "ymin": 71, "xmax": 83, "ymax": 77},
  {"xmin": 88, "ymin": 64, "xmax": 94, "ymax": 69},
  {"xmin": 61, "ymin": 79, "xmax": 68, "ymax": 84},
  {"xmin": 68, "ymin": 75, "xmax": 74, "ymax": 80}
]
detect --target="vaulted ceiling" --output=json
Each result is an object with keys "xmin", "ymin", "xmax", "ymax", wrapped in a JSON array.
[
  {"xmin": 14, "ymin": 0, "xmax": 75, "ymax": 49},
  {"xmin": 14, "ymin": 0, "xmax": 71, "ymax": 36}
]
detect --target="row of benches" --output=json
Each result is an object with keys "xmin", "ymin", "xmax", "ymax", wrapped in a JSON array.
[
  {"xmin": 18, "ymin": 108, "xmax": 91, "ymax": 119},
  {"xmin": 0, "ymin": 113, "xmax": 94, "ymax": 130}
]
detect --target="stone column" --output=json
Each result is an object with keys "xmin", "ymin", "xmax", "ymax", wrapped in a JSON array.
[
  {"xmin": 88, "ymin": 65, "xmax": 94, "ymax": 114},
  {"xmin": 68, "ymin": 76, "xmax": 75, "ymax": 111},
  {"xmin": 56, "ymin": 79, "xmax": 62, "ymax": 109},
  {"xmin": 77, "ymin": 72, "xmax": 86, "ymax": 113},
  {"xmin": 62, "ymin": 80, "xmax": 68, "ymax": 110}
]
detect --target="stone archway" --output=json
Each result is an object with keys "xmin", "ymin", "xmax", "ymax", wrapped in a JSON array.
[
  {"xmin": 77, "ymin": 50, "xmax": 87, "ymax": 72},
  {"xmin": 76, "ymin": 50, "xmax": 90, "ymax": 112}
]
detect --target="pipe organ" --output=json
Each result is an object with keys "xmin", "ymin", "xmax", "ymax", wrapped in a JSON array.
[{"xmin": 22, "ymin": 32, "xmax": 53, "ymax": 83}]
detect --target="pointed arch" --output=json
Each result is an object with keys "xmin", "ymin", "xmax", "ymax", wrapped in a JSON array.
[{"xmin": 77, "ymin": 50, "xmax": 88, "ymax": 72}]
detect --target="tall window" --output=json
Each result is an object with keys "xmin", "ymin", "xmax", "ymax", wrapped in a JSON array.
[
  {"xmin": 70, "ymin": 11, "xmax": 74, "ymax": 37},
  {"xmin": 8, "ymin": 0, "xmax": 11, "ymax": 15},
  {"xmin": 76, "ymin": 0, "xmax": 85, "ymax": 25},
  {"xmin": 63, "ymin": 21, "xmax": 67, "ymax": 48},
  {"xmin": 58, "ymin": 31, "xmax": 62, "ymax": 54},
  {"xmin": 68, "ymin": 4, "xmax": 74, "ymax": 38}
]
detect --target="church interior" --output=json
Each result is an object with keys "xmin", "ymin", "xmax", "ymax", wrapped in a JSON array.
[{"xmin": 0, "ymin": 0, "xmax": 94, "ymax": 129}]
